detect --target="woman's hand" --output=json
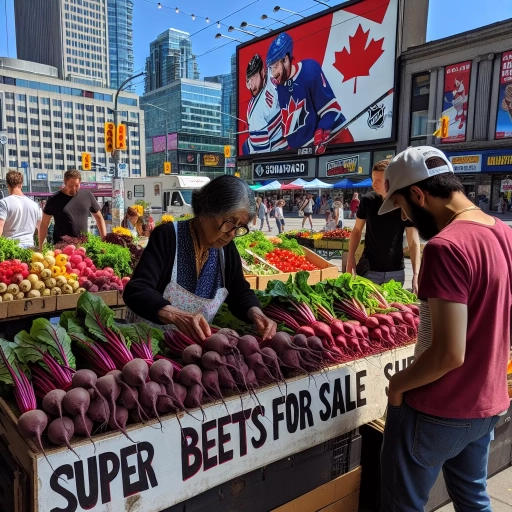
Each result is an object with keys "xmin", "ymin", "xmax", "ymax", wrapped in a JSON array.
[
  {"xmin": 157, "ymin": 305, "xmax": 211, "ymax": 342},
  {"xmin": 248, "ymin": 307, "xmax": 277, "ymax": 341}
]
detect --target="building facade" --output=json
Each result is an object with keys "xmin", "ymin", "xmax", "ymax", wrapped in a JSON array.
[
  {"xmin": 14, "ymin": 0, "xmax": 110, "ymax": 88},
  {"xmin": 145, "ymin": 29, "xmax": 200, "ymax": 93},
  {"xmin": 0, "ymin": 59, "xmax": 145, "ymax": 184},
  {"xmin": 141, "ymin": 79, "xmax": 233, "ymax": 177},
  {"xmin": 108, "ymin": 0, "xmax": 134, "ymax": 91},
  {"xmin": 205, "ymin": 54, "xmax": 237, "ymax": 141},
  {"xmin": 398, "ymin": 19, "xmax": 512, "ymax": 211}
]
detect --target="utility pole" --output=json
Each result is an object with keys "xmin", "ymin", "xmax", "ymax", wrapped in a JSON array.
[{"xmin": 111, "ymin": 71, "xmax": 144, "ymax": 228}]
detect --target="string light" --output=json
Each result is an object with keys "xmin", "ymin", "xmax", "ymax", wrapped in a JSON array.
[
  {"xmin": 175, "ymin": 7, "xmax": 179, "ymax": 13},
  {"xmin": 158, "ymin": 2, "xmax": 162, "ymax": 8},
  {"xmin": 217, "ymin": 21, "xmax": 221, "ymax": 27},
  {"xmin": 206, "ymin": 17, "xmax": 210, "ymax": 22},
  {"xmin": 192, "ymin": 13, "xmax": 195, "ymax": 20}
]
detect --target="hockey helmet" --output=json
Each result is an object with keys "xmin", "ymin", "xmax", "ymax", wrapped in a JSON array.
[
  {"xmin": 246, "ymin": 54, "xmax": 263, "ymax": 79},
  {"xmin": 266, "ymin": 32, "xmax": 293, "ymax": 67}
]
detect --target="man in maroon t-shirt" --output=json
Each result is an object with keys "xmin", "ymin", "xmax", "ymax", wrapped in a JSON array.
[{"xmin": 378, "ymin": 146, "xmax": 512, "ymax": 511}]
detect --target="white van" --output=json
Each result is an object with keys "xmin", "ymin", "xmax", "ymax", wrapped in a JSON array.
[{"xmin": 123, "ymin": 175, "xmax": 210, "ymax": 221}]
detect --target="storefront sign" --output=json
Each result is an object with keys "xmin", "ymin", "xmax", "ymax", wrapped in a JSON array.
[
  {"xmin": 253, "ymin": 159, "xmax": 314, "ymax": 180},
  {"xmin": 325, "ymin": 155, "xmax": 359, "ymax": 177},
  {"xmin": 486, "ymin": 154, "xmax": 512, "ymax": 168},
  {"xmin": 203, "ymin": 154, "xmax": 221, "ymax": 167},
  {"xmin": 449, "ymin": 155, "xmax": 482, "ymax": 174},
  {"xmin": 442, "ymin": 61, "xmax": 472, "ymax": 143},
  {"xmin": 36, "ymin": 173, "xmax": 48, "ymax": 180},
  {"xmin": 496, "ymin": 51, "xmax": 512, "ymax": 139},
  {"xmin": 37, "ymin": 345, "xmax": 415, "ymax": 512},
  {"xmin": 501, "ymin": 179, "xmax": 512, "ymax": 192}
]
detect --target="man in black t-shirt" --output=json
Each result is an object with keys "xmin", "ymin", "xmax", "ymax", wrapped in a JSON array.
[
  {"xmin": 39, "ymin": 170, "xmax": 107, "ymax": 247},
  {"xmin": 346, "ymin": 160, "xmax": 421, "ymax": 293}
]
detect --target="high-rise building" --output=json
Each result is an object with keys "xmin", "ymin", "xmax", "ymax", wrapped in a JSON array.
[
  {"xmin": 205, "ymin": 54, "xmax": 237, "ymax": 140},
  {"xmin": 145, "ymin": 29, "xmax": 200, "ymax": 93},
  {"xmin": 108, "ymin": 0, "xmax": 135, "ymax": 91},
  {"xmin": 14, "ymin": 0, "xmax": 110, "ymax": 88},
  {"xmin": 141, "ymin": 78, "xmax": 232, "ymax": 177},
  {"xmin": 0, "ymin": 58, "xmax": 145, "ymax": 180}
]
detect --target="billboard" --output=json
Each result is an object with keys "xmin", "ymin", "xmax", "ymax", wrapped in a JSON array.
[
  {"xmin": 496, "ymin": 51, "xmax": 512, "ymax": 139},
  {"xmin": 152, "ymin": 133, "xmax": 178, "ymax": 153},
  {"xmin": 441, "ymin": 61, "xmax": 472, "ymax": 143},
  {"xmin": 237, "ymin": 0, "xmax": 398, "ymax": 157},
  {"xmin": 318, "ymin": 151, "xmax": 371, "ymax": 178}
]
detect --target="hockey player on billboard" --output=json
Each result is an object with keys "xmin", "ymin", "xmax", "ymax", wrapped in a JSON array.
[
  {"xmin": 266, "ymin": 32, "xmax": 353, "ymax": 155},
  {"xmin": 242, "ymin": 54, "xmax": 287, "ymax": 155}
]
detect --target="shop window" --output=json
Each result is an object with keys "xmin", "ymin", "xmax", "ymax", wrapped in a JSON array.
[{"xmin": 410, "ymin": 73, "xmax": 430, "ymax": 146}]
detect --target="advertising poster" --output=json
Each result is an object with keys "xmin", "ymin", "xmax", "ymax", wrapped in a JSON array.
[
  {"xmin": 237, "ymin": 0, "xmax": 398, "ymax": 157},
  {"xmin": 441, "ymin": 61, "xmax": 472, "ymax": 143},
  {"xmin": 496, "ymin": 51, "xmax": 512, "ymax": 139},
  {"xmin": 152, "ymin": 133, "xmax": 178, "ymax": 153}
]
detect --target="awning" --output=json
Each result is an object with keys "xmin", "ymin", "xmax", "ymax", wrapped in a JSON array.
[
  {"xmin": 257, "ymin": 180, "xmax": 282, "ymax": 191},
  {"xmin": 354, "ymin": 178, "xmax": 373, "ymax": 188},
  {"xmin": 332, "ymin": 179, "xmax": 355, "ymax": 189},
  {"xmin": 281, "ymin": 183, "xmax": 303, "ymax": 190},
  {"xmin": 249, "ymin": 183, "xmax": 262, "ymax": 190}
]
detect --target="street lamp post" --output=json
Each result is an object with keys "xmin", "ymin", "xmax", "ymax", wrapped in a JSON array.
[
  {"xmin": 111, "ymin": 71, "xmax": 144, "ymax": 228},
  {"xmin": 215, "ymin": 33, "xmax": 243, "ymax": 43},
  {"xmin": 241, "ymin": 21, "xmax": 272, "ymax": 32},
  {"xmin": 273, "ymin": 6, "xmax": 305, "ymax": 17},
  {"xmin": 260, "ymin": 14, "xmax": 287, "ymax": 24}
]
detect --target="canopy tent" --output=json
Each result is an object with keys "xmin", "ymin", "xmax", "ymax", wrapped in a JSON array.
[
  {"xmin": 355, "ymin": 178, "xmax": 373, "ymax": 188},
  {"xmin": 332, "ymin": 179, "xmax": 355, "ymax": 189},
  {"xmin": 249, "ymin": 183, "xmax": 262, "ymax": 190},
  {"xmin": 289, "ymin": 178, "xmax": 309, "ymax": 187},
  {"xmin": 257, "ymin": 180, "xmax": 282, "ymax": 191},
  {"xmin": 303, "ymin": 178, "xmax": 332, "ymax": 189},
  {"xmin": 281, "ymin": 183, "xmax": 303, "ymax": 190}
]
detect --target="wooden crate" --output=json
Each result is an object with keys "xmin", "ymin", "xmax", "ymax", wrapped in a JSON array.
[
  {"xmin": 7, "ymin": 297, "xmax": 57, "ymax": 318},
  {"xmin": 302, "ymin": 247, "xmax": 339, "ymax": 281},
  {"xmin": 244, "ymin": 275, "xmax": 258, "ymax": 290}
]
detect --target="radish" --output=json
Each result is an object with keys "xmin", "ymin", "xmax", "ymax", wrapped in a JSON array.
[
  {"xmin": 47, "ymin": 417, "xmax": 79, "ymax": 458},
  {"xmin": 63, "ymin": 245, "xmax": 75, "ymax": 256},
  {"xmin": 76, "ymin": 262, "xmax": 87, "ymax": 273},
  {"xmin": 75, "ymin": 247, "xmax": 87, "ymax": 257}
]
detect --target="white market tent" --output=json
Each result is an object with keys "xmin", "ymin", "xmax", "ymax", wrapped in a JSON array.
[
  {"xmin": 303, "ymin": 178, "xmax": 332, "ymax": 189},
  {"xmin": 289, "ymin": 178, "xmax": 309, "ymax": 187},
  {"xmin": 256, "ymin": 180, "xmax": 282, "ymax": 191}
]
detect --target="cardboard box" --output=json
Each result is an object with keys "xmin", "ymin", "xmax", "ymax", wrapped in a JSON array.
[
  {"xmin": 272, "ymin": 467, "xmax": 361, "ymax": 512},
  {"xmin": 7, "ymin": 297, "xmax": 57, "ymax": 318},
  {"xmin": 318, "ymin": 492, "xmax": 359, "ymax": 512}
]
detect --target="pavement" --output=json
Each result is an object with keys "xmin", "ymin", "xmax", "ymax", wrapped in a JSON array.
[{"xmin": 266, "ymin": 211, "xmax": 512, "ymax": 510}]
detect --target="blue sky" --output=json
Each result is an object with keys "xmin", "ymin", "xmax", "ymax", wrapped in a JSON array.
[{"xmin": 1, "ymin": 0, "xmax": 512, "ymax": 95}]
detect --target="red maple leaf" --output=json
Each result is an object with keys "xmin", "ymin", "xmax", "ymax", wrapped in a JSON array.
[
  {"xmin": 281, "ymin": 97, "xmax": 306, "ymax": 137},
  {"xmin": 333, "ymin": 24, "xmax": 385, "ymax": 94}
]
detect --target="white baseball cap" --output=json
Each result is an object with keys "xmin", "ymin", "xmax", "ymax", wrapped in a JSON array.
[{"xmin": 378, "ymin": 146, "xmax": 454, "ymax": 215}]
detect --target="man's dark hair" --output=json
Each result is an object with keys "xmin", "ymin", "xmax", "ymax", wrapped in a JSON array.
[{"xmin": 395, "ymin": 173, "xmax": 465, "ymax": 200}]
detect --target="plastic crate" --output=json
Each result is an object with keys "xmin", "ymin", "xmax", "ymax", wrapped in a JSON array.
[{"xmin": 163, "ymin": 430, "xmax": 361, "ymax": 512}]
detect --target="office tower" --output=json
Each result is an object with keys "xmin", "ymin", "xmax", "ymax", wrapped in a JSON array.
[
  {"xmin": 14, "ymin": 0, "xmax": 110, "ymax": 88},
  {"xmin": 108, "ymin": 0, "xmax": 135, "ymax": 90},
  {"xmin": 145, "ymin": 29, "xmax": 200, "ymax": 93}
]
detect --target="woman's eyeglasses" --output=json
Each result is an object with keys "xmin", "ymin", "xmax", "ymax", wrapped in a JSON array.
[{"xmin": 219, "ymin": 221, "xmax": 250, "ymax": 237}]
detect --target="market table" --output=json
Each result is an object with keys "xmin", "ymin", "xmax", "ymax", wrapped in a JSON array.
[{"xmin": 0, "ymin": 344, "xmax": 416, "ymax": 512}]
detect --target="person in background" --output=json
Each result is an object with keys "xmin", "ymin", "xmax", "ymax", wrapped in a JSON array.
[
  {"xmin": 121, "ymin": 206, "xmax": 149, "ymax": 237},
  {"xmin": 379, "ymin": 146, "xmax": 512, "ymax": 511},
  {"xmin": 299, "ymin": 193, "xmax": 314, "ymax": 230},
  {"xmin": 38, "ymin": 170, "xmax": 107, "ymax": 247},
  {"xmin": 332, "ymin": 198, "xmax": 343, "ymax": 229},
  {"xmin": 349, "ymin": 192, "xmax": 360, "ymax": 219},
  {"xmin": 325, "ymin": 194, "xmax": 333, "ymax": 222},
  {"xmin": 346, "ymin": 160, "xmax": 421, "ymax": 293},
  {"xmin": 274, "ymin": 199, "xmax": 286, "ymax": 234},
  {"xmin": 102, "ymin": 201, "xmax": 112, "ymax": 220},
  {"xmin": 256, "ymin": 197, "xmax": 271, "ymax": 232},
  {"xmin": 0, "ymin": 170, "xmax": 42, "ymax": 248}
]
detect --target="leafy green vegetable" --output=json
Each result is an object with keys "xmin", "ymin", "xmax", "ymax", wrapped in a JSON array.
[
  {"xmin": 76, "ymin": 292, "xmax": 122, "ymax": 344},
  {"xmin": 212, "ymin": 303, "xmax": 254, "ymax": 335},
  {"xmin": 0, "ymin": 238, "xmax": 32, "ymax": 264},
  {"xmin": 118, "ymin": 323, "xmax": 162, "ymax": 357},
  {"xmin": 234, "ymin": 231, "xmax": 274, "ymax": 261},
  {"xmin": 380, "ymin": 280, "xmax": 417, "ymax": 305},
  {"xmin": 0, "ymin": 339, "xmax": 18, "ymax": 386},
  {"xmin": 275, "ymin": 237, "xmax": 304, "ymax": 255},
  {"xmin": 30, "ymin": 319, "xmax": 76, "ymax": 369},
  {"xmin": 83, "ymin": 234, "xmax": 133, "ymax": 277}
]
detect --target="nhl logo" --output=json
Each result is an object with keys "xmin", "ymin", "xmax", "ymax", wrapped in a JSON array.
[
  {"xmin": 255, "ymin": 165, "xmax": 264, "ymax": 177},
  {"xmin": 367, "ymin": 104, "xmax": 386, "ymax": 130}
]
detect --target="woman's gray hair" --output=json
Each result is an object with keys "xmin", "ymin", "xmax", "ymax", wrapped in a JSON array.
[{"xmin": 192, "ymin": 175, "xmax": 257, "ymax": 220}]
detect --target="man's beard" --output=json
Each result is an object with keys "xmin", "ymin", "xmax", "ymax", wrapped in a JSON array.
[{"xmin": 406, "ymin": 200, "xmax": 440, "ymax": 241}]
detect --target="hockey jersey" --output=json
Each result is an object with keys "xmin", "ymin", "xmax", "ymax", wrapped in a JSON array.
[
  {"xmin": 275, "ymin": 60, "xmax": 346, "ymax": 149},
  {"xmin": 244, "ymin": 76, "xmax": 287, "ymax": 154}
]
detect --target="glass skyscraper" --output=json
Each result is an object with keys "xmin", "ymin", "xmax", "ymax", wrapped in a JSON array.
[
  {"xmin": 145, "ymin": 29, "xmax": 200, "ymax": 93},
  {"xmin": 108, "ymin": 0, "xmax": 135, "ymax": 91}
]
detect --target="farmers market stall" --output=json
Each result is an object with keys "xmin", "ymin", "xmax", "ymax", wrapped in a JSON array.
[{"xmin": 0, "ymin": 265, "xmax": 423, "ymax": 512}]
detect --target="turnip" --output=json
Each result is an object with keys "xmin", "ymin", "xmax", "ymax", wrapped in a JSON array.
[
  {"xmin": 122, "ymin": 358, "xmax": 149, "ymax": 388},
  {"xmin": 42, "ymin": 389, "xmax": 67, "ymax": 420},
  {"xmin": 182, "ymin": 344, "xmax": 203, "ymax": 365},
  {"xmin": 47, "ymin": 417, "xmax": 79, "ymax": 458}
]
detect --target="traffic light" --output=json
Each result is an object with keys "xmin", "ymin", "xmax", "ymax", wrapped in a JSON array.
[
  {"xmin": 82, "ymin": 152, "xmax": 91, "ymax": 171},
  {"xmin": 224, "ymin": 145, "xmax": 231, "ymax": 158},
  {"xmin": 433, "ymin": 116, "xmax": 450, "ymax": 139},
  {"xmin": 116, "ymin": 124, "xmax": 127, "ymax": 150},
  {"xmin": 105, "ymin": 122, "xmax": 115, "ymax": 152},
  {"xmin": 164, "ymin": 162, "xmax": 172, "ymax": 174}
]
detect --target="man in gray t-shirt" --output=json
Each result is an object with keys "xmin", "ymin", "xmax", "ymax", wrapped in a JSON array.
[{"xmin": 0, "ymin": 171, "xmax": 42, "ymax": 248}]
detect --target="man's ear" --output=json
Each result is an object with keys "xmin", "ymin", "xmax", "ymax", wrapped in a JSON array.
[{"xmin": 409, "ymin": 185, "xmax": 426, "ymax": 207}]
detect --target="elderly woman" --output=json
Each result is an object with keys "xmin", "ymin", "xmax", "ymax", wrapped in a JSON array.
[{"xmin": 123, "ymin": 176, "xmax": 277, "ymax": 342}]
